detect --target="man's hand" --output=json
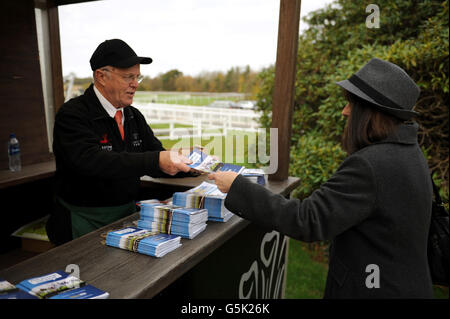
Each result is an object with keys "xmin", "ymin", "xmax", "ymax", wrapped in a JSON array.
[
  {"xmin": 208, "ymin": 171, "xmax": 239, "ymax": 193},
  {"xmin": 159, "ymin": 151, "xmax": 192, "ymax": 176}
]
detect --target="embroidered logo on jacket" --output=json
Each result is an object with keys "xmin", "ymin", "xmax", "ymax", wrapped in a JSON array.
[
  {"xmin": 131, "ymin": 132, "xmax": 142, "ymax": 148},
  {"xmin": 99, "ymin": 134, "xmax": 112, "ymax": 151}
]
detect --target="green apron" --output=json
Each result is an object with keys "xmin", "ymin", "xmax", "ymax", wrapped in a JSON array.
[{"xmin": 58, "ymin": 197, "xmax": 136, "ymax": 239}]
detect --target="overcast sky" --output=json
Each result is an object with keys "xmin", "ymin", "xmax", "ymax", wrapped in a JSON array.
[{"xmin": 59, "ymin": 0, "xmax": 335, "ymax": 78}]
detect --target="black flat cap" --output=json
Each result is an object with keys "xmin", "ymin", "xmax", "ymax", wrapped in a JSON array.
[{"xmin": 90, "ymin": 39, "xmax": 152, "ymax": 71}]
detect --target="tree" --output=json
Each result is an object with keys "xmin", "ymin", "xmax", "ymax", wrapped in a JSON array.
[
  {"xmin": 257, "ymin": 0, "xmax": 449, "ymax": 201},
  {"xmin": 134, "ymin": 66, "xmax": 262, "ymax": 96},
  {"xmin": 223, "ymin": 67, "xmax": 240, "ymax": 92},
  {"xmin": 238, "ymin": 65, "xmax": 251, "ymax": 93},
  {"xmin": 161, "ymin": 69, "xmax": 183, "ymax": 91},
  {"xmin": 175, "ymin": 75, "xmax": 196, "ymax": 92}
]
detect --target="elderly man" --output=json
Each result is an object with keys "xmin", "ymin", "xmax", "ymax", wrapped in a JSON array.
[{"xmin": 46, "ymin": 39, "xmax": 192, "ymax": 245}]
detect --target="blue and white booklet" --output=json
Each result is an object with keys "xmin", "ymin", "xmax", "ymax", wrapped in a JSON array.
[
  {"xmin": 106, "ymin": 227, "xmax": 181, "ymax": 257},
  {"xmin": 172, "ymin": 182, "xmax": 235, "ymax": 222},
  {"xmin": 137, "ymin": 219, "xmax": 207, "ymax": 239},
  {"xmin": 136, "ymin": 199, "xmax": 164, "ymax": 209},
  {"xmin": 242, "ymin": 168, "xmax": 266, "ymax": 185},
  {"xmin": 15, "ymin": 270, "xmax": 109, "ymax": 299},
  {"xmin": 0, "ymin": 278, "xmax": 37, "ymax": 299},
  {"xmin": 49, "ymin": 285, "xmax": 109, "ymax": 299},
  {"xmin": 140, "ymin": 204, "xmax": 208, "ymax": 224},
  {"xmin": 138, "ymin": 204, "xmax": 208, "ymax": 239},
  {"xmin": 188, "ymin": 147, "xmax": 245, "ymax": 174}
]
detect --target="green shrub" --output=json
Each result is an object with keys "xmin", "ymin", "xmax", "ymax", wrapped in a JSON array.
[
  {"xmin": 257, "ymin": 0, "xmax": 449, "ymax": 202},
  {"xmin": 290, "ymin": 133, "xmax": 346, "ymax": 199}
]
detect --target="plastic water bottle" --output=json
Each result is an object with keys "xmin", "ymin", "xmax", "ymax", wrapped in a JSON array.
[{"xmin": 8, "ymin": 133, "xmax": 21, "ymax": 172}]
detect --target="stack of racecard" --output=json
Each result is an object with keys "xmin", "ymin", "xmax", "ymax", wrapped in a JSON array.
[
  {"xmin": 0, "ymin": 278, "xmax": 37, "ymax": 299},
  {"xmin": 242, "ymin": 168, "xmax": 266, "ymax": 185},
  {"xmin": 4, "ymin": 270, "xmax": 109, "ymax": 299},
  {"xmin": 105, "ymin": 227, "xmax": 181, "ymax": 258},
  {"xmin": 172, "ymin": 182, "xmax": 234, "ymax": 222},
  {"xmin": 138, "ymin": 202, "xmax": 208, "ymax": 239}
]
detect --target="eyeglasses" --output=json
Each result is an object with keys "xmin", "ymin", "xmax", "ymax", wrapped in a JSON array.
[{"xmin": 102, "ymin": 68, "xmax": 144, "ymax": 84}]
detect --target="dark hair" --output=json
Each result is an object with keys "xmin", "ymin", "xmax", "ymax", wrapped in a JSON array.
[{"xmin": 342, "ymin": 90, "xmax": 402, "ymax": 154}]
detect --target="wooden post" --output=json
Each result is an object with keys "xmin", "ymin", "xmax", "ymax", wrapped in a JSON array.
[
  {"xmin": 269, "ymin": 0, "xmax": 301, "ymax": 181},
  {"xmin": 0, "ymin": 0, "xmax": 53, "ymax": 169},
  {"xmin": 48, "ymin": 3, "xmax": 65, "ymax": 114}
]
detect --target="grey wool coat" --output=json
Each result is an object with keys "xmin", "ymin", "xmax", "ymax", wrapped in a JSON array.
[{"xmin": 225, "ymin": 122, "xmax": 434, "ymax": 298}]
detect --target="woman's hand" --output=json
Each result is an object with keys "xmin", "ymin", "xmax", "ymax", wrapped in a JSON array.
[{"xmin": 208, "ymin": 171, "xmax": 239, "ymax": 193}]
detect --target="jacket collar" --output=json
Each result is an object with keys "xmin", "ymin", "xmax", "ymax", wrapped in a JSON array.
[
  {"xmin": 83, "ymin": 84, "xmax": 133, "ymax": 121},
  {"xmin": 375, "ymin": 121, "xmax": 419, "ymax": 145},
  {"xmin": 93, "ymin": 84, "xmax": 123, "ymax": 118},
  {"xmin": 83, "ymin": 84, "xmax": 110, "ymax": 120}
]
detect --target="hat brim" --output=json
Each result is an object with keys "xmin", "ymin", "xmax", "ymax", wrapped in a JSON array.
[
  {"xmin": 336, "ymin": 79, "xmax": 418, "ymax": 120},
  {"xmin": 112, "ymin": 56, "xmax": 152, "ymax": 68}
]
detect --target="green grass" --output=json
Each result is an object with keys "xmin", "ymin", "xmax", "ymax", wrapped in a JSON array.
[
  {"xmin": 134, "ymin": 91, "xmax": 242, "ymax": 106},
  {"xmin": 433, "ymin": 285, "xmax": 449, "ymax": 299},
  {"xmin": 285, "ymin": 239, "xmax": 449, "ymax": 299},
  {"xmin": 285, "ymin": 239, "xmax": 328, "ymax": 299},
  {"xmin": 160, "ymin": 130, "xmax": 261, "ymax": 169}
]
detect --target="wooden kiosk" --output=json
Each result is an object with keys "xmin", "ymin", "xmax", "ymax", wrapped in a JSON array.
[{"xmin": 0, "ymin": 0, "xmax": 302, "ymax": 299}]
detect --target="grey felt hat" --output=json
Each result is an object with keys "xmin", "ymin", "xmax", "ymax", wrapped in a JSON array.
[{"xmin": 336, "ymin": 58, "xmax": 420, "ymax": 120}]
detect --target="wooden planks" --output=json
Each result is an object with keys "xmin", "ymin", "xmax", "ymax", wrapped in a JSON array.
[
  {"xmin": 0, "ymin": 0, "xmax": 52, "ymax": 170},
  {"xmin": 0, "ymin": 160, "xmax": 55, "ymax": 190},
  {"xmin": 0, "ymin": 176, "xmax": 300, "ymax": 298},
  {"xmin": 141, "ymin": 175, "xmax": 300, "ymax": 198},
  {"xmin": 141, "ymin": 174, "xmax": 211, "ymax": 189},
  {"xmin": 0, "ymin": 204, "xmax": 248, "ymax": 299}
]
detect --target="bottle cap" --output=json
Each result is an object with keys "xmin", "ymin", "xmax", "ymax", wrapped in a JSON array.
[{"xmin": 10, "ymin": 133, "xmax": 16, "ymax": 138}]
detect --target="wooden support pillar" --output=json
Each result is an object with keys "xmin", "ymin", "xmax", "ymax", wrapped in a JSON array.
[
  {"xmin": 48, "ymin": 4, "xmax": 64, "ymax": 114},
  {"xmin": 0, "ymin": 0, "xmax": 53, "ymax": 169},
  {"xmin": 269, "ymin": 0, "xmax": 301, "ymax": 181}
]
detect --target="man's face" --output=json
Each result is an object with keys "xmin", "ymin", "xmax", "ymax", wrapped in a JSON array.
[{"xmin": 101, "ymin": 64, "xmax": 141, "ymax": 108}]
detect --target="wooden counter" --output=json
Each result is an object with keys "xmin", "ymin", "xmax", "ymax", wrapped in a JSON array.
[
  {"xmin": 0, "ymin": 175, "xmax": 300, "ymax": 299},
  {"xmin": 0, "ymin": 161, "xmax": 55, "ymax": 190}
]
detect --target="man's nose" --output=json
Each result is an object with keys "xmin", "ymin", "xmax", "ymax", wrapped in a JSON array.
[{"xmin": 129, "ymin": 78, "xmax": 138, "ymax": 88}]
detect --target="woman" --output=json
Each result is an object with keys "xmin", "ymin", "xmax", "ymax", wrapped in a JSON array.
[{"xmin": 208, "ymin": 58, "xmax": 434, "ymax": 298}]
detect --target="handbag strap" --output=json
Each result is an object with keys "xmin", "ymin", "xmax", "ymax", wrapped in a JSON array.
[
  {"xmin": 430, "ymin": 175, "xmax": 443, "ymax": 206},
  {"xmin": 430, "ymin": 174, "xmax": 449, "ymax": 219}
]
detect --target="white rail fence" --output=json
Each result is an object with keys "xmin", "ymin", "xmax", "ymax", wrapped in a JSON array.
[{"xmin": 135, "ymin": 103, "xmax": 262, "ymax": 140}]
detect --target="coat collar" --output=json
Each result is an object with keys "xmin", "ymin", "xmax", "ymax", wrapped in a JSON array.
[
  {"xmin": 83, "ymin": 84, "xmax": 110, "ymax": 120},
  {"xmin": 93, "ymin": 84, "xmax": 123, "ymax": 118},
  {"xmin": 375, "ymin": 121, "xmax": 419, "ymax": 145},
  {"xmin": 83, "ymin": 84, "xmax": 133, "ymax": 121}
]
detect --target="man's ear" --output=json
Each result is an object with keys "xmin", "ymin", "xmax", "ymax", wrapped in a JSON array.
[{"xmin": 95, "ymin": 69, "xmax": 107, "ymax": 86}]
